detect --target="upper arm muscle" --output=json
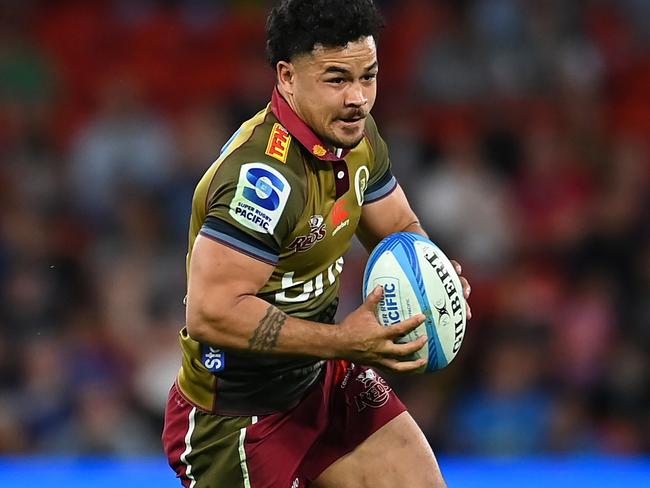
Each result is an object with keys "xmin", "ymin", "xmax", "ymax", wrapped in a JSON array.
[
  {"xmin": 186, "ymin": 234, "xmax": 274, "ymax": 335},
  {"xmin": 357, "ymin": 185, "xmax": 422, "ymax": 251}
]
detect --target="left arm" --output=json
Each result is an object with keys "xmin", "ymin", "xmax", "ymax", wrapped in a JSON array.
[{"xmin": 357, "ymin": 184, "xmax": 473, "ymax": 319}]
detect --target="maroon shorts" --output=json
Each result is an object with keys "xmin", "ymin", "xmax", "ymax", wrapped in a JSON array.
[{"xmin": 162, "ymin": 360, "xmax": 406, "ymax": 487}]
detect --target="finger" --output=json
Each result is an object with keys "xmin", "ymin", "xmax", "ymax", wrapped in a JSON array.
[
  {"xmin": 451, "ymin": 259, "xmax": 462, "ymax": 275},
  {"xmin": 377, "ymin": 357, "xmax": 427, "ymax": 373},
  {"xmin": 466, "ymin": 302, "xmax": 472, "ymax": 320},
  {"xmin": 363, "ymin": 285, "xmax": 384, "ymax": 310},
  {"xmin": 460, "ymin": 276, "xmax": 471, "ymax": 299},
  {"xmin": 384, "ymin": 335, "xmax": 427, "ymax": 357},
  {"xmin": 386, "ymin": 313, "xmax": 426, "ymax": 337}
]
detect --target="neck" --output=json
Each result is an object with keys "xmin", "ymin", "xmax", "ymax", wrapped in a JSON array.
[
  {"xmin": 276, "ymin": 84, "xmax": 301, "ymax": 121},
  {"xmin": 275, "ymin": 84, "xmax": 337, "ymax": 153}
]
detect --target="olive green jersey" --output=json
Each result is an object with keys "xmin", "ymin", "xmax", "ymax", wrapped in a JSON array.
[{"xmin": 177, "ymin": 89, "xmax": 397, "ymax": 415}]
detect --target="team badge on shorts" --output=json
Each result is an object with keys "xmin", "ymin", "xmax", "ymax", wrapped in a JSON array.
[
  {"xmin": 354, "ymin": 369, "xmax": 392, "ymax": 412},
  {"xmin": 229, "ymin": 163, "xmax": 291, "ymax": 234}
]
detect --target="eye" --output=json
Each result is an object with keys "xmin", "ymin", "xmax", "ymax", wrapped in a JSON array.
[
  {"xmin": 326, "ymin": 78, "xmax": 345, "ymax": 85},
  {"xmin": 363, "ymin": 73, "xmax": 377, "ymax": 82}
]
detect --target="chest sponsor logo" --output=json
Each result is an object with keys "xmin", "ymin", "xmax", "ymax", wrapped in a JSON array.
[
  {"xmin": 201, "ymin": 345, "xmax": 226, "ymax": 372},
  {"xmin": 354, "ymin": 369, "xmax": 391, "ymax": 412},
  {"xmin": 265, "ymin": 123, "xmax": 291, "ymax": 163},
  {"xmin": 354, "ymin": 165, "xmax": 369, "ymax": 206},
  {"xmin": 229, "ymin": 163, "xmax": 291, "ymax": 234},
  {"xmin": 276, "ymin": 256, "xmax": 344, "ymax": 303},
  {"xmin": 288, "ymin": 215, "xmax": 326, "ymax": 252},
  {"xmin": 331, "ymin": 198, "xmax": 350, "ymax": 236}
]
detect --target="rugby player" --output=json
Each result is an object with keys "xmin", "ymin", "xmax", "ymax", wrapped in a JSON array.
[{"xmin": 163, "ymin": 1, "xmax": 472, "ymax": 486}]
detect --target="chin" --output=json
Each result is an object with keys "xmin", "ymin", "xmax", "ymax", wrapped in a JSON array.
[
  {"xmin": 326, "ymin": 132, "xmax": 365, "ymax": 150},
  {"xmin": 340, "ymin": 139, "xmax": 364, "ymax": 149}
]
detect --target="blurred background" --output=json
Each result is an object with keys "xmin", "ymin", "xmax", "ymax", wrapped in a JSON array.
[{"xmin": 0, "ymin": 0, "xmax": 648, "ymax": 475}]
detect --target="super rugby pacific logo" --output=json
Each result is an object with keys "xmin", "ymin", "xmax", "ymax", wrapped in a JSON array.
[
  {"xmin": 243, "ymin": 166, "xmax": 284, "ymax": 210},
  {"xmin": 229, "ymin": 163, "xmax": 291, "ymax": 234},
  {"xmin": 377, "ymin": 279, "xmax": 402, "ymax": 325},
  {"xmin": 354, "ymin": 369, "xmax": 391, "ymax": 412},
  {"xmin": 288, "ymin": 215, "xmax": 326, "ymax": 252}
]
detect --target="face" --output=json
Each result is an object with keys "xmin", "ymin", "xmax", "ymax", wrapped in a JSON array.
[{"xmin": 278, "ymin": 36, "xmax": 378, "ymax": 149}]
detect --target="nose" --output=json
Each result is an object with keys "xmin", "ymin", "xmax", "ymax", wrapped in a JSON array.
[{"xmin": 345, "ymin": 83, "xmax": 368, "ymax": 108}]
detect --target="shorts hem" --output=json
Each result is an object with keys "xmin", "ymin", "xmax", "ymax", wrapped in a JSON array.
[{"xmin": 305, "ymin": 405, "xmax": 407, "ymax": 482}]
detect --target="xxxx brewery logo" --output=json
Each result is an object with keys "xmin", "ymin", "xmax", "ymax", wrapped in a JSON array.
[
  {"xmin": 354, "ymin": 369, "xmax": 391, "ymax": 412},
  {"xmin": 288, "ymin": 215, "xmax": 326, "ymax": 252},
  {"xmin": 265, "ymin": 123, "xmax": 291, "ymax": 163}
]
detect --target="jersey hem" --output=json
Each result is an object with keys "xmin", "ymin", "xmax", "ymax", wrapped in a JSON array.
[
  {"xmin": 176, "ymin": 366, "xmax": 327, "ymax": 417},
  {"xmin": 174, "ymin": 378, "xmax": 214, "ymax": 414}
]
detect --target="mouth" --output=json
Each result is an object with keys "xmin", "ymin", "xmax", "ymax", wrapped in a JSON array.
[{"xmin": 337, "ymin": 115, "xmax": 366, "ymax": 128}]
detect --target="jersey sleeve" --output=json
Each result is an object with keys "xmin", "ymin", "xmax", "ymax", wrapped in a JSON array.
[
  {"xmin": 200, "ymin": 157, "xmax": 305, "ymax": 265},
  {"xmin": 363, "ymin": 115, "xmax": 398, "ymax": 204}
]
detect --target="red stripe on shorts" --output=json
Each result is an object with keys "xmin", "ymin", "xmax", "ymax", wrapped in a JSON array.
[{"xmin": 162, "ymin": 384, "xmax": 194, "ymax": 488}]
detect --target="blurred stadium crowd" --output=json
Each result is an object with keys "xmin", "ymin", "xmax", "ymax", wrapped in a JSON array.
[{"xmin": 0, "ymin": 0, "xmax": 648, "ymax": 457}]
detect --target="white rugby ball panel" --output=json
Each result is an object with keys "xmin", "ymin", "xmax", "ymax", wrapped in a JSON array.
[
  {"xmin": 363, "ymin": 232, "xmax": 466, "ymax": 372},
  {"xmin": 389, "ymin": 233, "xmax": 444, "ymax": 370},
  {"xmin": 414, "ymin": 239, "xmax": 466, "ymax": 367}
]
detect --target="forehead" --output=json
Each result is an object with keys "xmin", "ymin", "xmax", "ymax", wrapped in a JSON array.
[{"xmin": 297, "ymin": 36, "xmax": 378, "ymax": 71}]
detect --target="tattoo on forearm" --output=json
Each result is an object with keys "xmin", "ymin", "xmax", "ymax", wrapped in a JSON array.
[{"xmin": 248, "ymin": 306, "xmax": 288, "ymax": 352}]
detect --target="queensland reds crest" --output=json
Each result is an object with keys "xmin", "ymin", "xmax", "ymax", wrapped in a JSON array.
[
  {"xmin": 354, "ymin": 369, "xmax": 391, "ymax": 412},
  {"xmin": 288, "ymin": 215, "xmax": 326, "ymax": 252}
]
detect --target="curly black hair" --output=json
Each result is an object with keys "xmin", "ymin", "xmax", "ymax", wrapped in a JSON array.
[{"xmin": 266, "ymin": 0, "xmax": 384, "ymax": 67}]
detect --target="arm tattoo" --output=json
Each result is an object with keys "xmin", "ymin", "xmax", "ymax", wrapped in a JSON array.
[{"xmin": 248, "ymin": 306, "xmax": 288, "ymax": 352}]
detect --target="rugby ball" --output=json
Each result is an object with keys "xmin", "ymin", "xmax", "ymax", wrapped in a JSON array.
[{"xmin": 362, "ymin": 232, "xmax": 466, "ymax": 372}]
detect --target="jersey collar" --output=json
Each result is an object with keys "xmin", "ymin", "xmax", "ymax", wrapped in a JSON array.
[{"xmin": 271, "ymin": 87, "xmax": 350, "ymax": 161}]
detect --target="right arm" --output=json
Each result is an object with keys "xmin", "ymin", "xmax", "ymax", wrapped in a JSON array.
[{"xmin": 186, "ymin": 234, "xmax": 426, "ymax": 372}]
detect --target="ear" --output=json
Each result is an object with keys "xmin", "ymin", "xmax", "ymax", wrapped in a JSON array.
[{"xmin": 276, "ymin": 61, "xmax": 295, "ymax": 95}]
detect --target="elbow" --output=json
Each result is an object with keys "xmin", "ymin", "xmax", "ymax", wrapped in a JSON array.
[
  {"xmin": 186, "ymin": 315, "xmax": 212, "ymax": 343},
  {"xmin": 185, "ymin": 303, "xmax": 227, "ymax": 344},
  {"xmin": 185, "ymin": 291, "xmax": 251, "ymax": 345}
]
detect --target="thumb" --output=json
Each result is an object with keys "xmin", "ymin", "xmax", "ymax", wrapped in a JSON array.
[{"xmin": 364, "ymin": 285, "xmax": 383, "ymax": 309}]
